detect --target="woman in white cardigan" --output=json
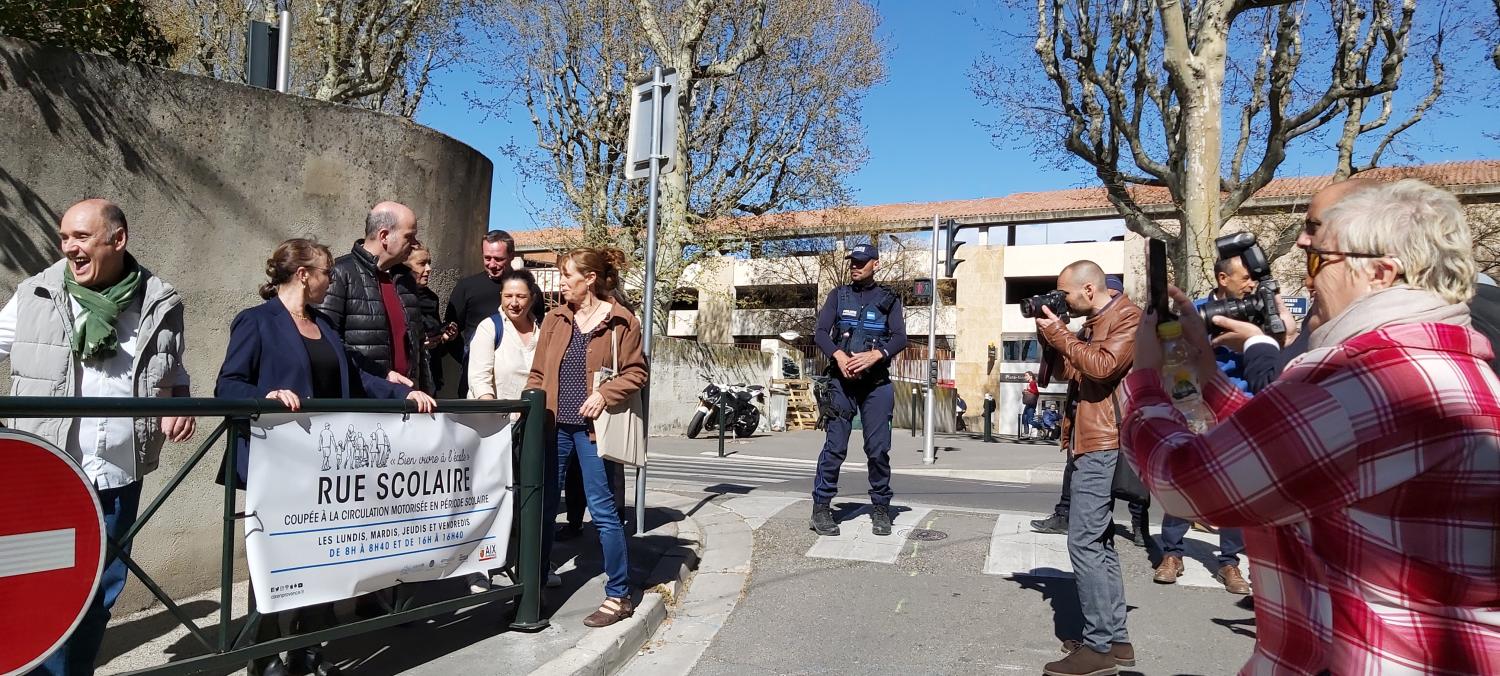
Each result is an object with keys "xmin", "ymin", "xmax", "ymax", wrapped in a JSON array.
[
  {"xmin": 467, "ymin": 268, "xmax": 544, "ymax": 402},
  {"xmin": 466, "ymin": 268, "xmax": 582, "ymax": 591}
]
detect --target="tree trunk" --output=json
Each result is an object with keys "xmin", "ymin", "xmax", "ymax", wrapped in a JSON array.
[{"xmin": 1171, "ymin": 24, "xmax": 1229, "ymax": 298}]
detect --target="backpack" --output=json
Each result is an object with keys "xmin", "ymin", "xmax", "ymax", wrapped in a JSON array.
[{"xmin": 490, "ymin": 313, "xmax": 505, "ymax": 349}]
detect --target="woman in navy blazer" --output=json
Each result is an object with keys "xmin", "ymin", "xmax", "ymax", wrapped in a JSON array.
[{"xmin": 215, "ymin": 238, "xmax": 434, "ymax": 676}]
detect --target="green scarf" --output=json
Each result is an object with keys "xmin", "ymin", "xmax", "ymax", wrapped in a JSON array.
[{"xmin": 64, "ymin": 255, "xmax": 143, "ymax": 361}]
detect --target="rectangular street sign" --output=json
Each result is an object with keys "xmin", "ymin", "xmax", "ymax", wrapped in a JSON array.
[{"xmin": 625, "ymin": 68, "xmax": 679, "ymax": 180}]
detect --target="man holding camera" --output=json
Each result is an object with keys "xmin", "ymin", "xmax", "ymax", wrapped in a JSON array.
[
  {"xmin": 1034, "ymin": 260, "xmax": 1140, "ymax": 676},
  {"xmin": 809, "ymin": 243, "xmax": 907, "ymax": 537},
  {"xmin": 1148, "ymin": 256, "xmax": 1259, "ymax": 594}
]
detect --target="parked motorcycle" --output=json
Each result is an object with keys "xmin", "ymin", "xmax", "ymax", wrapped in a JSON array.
[{"xmin": 686, "ymin": 382, "xmax": 766, "ymax": 438}]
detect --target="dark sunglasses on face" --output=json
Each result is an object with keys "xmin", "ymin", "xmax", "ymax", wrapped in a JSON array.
[
  {"xmin": 1304, "ymin": 246, "xmax": 1390, "ymax": 279},
  {"xmin": 848, "ymin": 258, "xmax": 873, "ymax": 268}
]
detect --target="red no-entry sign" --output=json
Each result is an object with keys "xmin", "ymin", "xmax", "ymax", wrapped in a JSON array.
[{"xmin": 0, "ymin": 429, "xmax": 105, "ymax": 675}]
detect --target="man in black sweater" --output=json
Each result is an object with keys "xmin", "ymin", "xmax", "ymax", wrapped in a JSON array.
[{"xmin": 444, "ymin": 230, "xmax": 515, "ymax": 396}]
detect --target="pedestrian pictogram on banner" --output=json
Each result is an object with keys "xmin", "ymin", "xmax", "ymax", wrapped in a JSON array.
[{"xmin": 0, "ymin": 430, "xmax": 106, "ymax": 675}]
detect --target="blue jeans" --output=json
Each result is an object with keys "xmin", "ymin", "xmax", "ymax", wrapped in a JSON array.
[
  {"xmin": 1067, "ymin": 450, "xmax": 1129, "ymax": 654},
  {"xmin": 543, "ymin": 424, "xmax": 630, "ymax": 599},
  {"xmin": 1160, "ymin": 514, "xmax": 1244, "ymax": 567},
  {"xmin": 33, "ymin": 481, "xmax": 142, "ymax": 676},
  {"xmin": 813, "ymin": 377, "xmax": 894, "ymax": 506}
]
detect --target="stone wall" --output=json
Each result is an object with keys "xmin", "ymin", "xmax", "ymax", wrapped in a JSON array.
[
  {"xmin": 0, "ymin": 38, "xmax": 492, "ymax": 612},
  {"xmin": 648, "ymin": 336, "xmax": 773, "ymax": 436}
]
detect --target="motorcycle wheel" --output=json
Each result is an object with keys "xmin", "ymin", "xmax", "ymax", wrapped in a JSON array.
[
  {"xmin": 734, "ymin": 410, "xmax": 760, "ymax": 438},
  {"xmin": 687, "ymin": 410, "xmax": 707, "ymax": 439}
]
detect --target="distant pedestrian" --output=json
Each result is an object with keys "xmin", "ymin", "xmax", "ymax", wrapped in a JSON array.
[
  {"xmin": 1021, "ymin": 371, "xmax": 1039, "ymax": 435},
  {"xmin": 809, "ymin": 243, "xmax": 908, "ymax": 537},
  {"xmin": 0, "ymin": 199, "xmax": 196, "ymax": 676},
  {"xmin": 526, "ymin": 247, "xmax": 646, "ymax": 628},
  {"xmin": 447, "ymin": 230, "xmax": 516, "ymax": 396},
  {"xmin": 315, "ymin": 201, "xmax": 431, "ymax": 393},
  {"xmin": 406, "ymin": 243, "xmax": 458, "ymax": 391},
  {"xmin": 215, "ymin": 238, "xmax": 433, "ymax": 676}
]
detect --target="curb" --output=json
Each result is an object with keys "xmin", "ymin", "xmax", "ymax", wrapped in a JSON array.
[
  {"xmin": 617, "ymin": 496, "xmax": 755, "ymax": 676},
  {"xmin": 530, "ymin": 492, "xmax": 709, "ymax": 676}
]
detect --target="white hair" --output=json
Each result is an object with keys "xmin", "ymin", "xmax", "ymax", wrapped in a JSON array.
[{"xmin": 1320, "ymin": 179, "xmax": 1475, "ymax": 305}]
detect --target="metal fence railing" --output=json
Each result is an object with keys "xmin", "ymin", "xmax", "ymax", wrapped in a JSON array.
[{"xmin": 0, "ymin": 391, "xmax": 549, "ymax": 676}]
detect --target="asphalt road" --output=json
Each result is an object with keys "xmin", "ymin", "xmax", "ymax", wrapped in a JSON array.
[{"xmin": 684, "ymin": 500, "xmax": 1257, "ymax": 676}]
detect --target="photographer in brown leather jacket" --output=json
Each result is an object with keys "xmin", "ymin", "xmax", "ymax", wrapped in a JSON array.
[{"xmin": 1031, "ymin": 260, "xmax": 1143, "ymax": 676}]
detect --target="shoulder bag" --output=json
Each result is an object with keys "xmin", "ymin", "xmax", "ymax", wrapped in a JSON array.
[{"xmin": 592, "ymin": 325, "xmax": 647, "ymax": 467}]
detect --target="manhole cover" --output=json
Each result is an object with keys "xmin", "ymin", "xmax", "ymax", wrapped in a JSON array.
[{"xmin": 906, "ymin": 528, "xmax": 947, "ymax": 541}]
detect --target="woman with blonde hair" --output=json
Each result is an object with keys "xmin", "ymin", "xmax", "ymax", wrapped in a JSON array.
[{"xmin": 526, "ymin": 247, "xmax": 646, "ymax": 628}]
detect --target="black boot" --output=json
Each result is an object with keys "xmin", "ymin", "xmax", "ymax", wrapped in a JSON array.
[
  {"xmin": 1030, "ymin": 513, "xmax": 1068, "ymax": 534},
  {"xmin": 1131, "ymin": 515, "xmax": 1149, "ymax": 548},
  {"xmin": 809, "ymin": 503, "xmax": 840, "ymax": 536},
  {"xmin": 870, "ymin": 504, "xmax": 893, "ymax": 536}
]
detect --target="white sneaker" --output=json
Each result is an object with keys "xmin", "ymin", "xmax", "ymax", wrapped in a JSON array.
[{"xmin": 466, "ymin": 572, "xmax": 491, "ymax": 594}]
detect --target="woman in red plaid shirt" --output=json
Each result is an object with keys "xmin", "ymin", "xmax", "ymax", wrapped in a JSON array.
[{"xmin": 1122, "ymin": 179, "xmax": 1500, "ymax": 675}]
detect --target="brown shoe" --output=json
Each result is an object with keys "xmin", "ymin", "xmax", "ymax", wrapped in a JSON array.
[
  {"xmin": 1043, "ymin": 644, "xmax": 1120, "ymax": 676},
  {"xmin": 1060, "ymin": 641, "xmax": 1136, "ymax": 666},
  {"xmin": 1217, "ymin": 564, "xmax": 1252, "ymax": 595},
  {"xmin": 582, "ymin": 596, "xmax": 634, "ymax": 628},
  {"xmin": 1153, "ymin": 554, "xmax": 1184, "ymax": 584}
]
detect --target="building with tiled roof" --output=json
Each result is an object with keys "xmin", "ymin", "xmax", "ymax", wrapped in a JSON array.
[
  {"xmin": 515, "ymin": 159, "xmax": 1500, "ymax": 252},
  {"xmin": 515, "ymin": 160, "xmax": 1500, "ymax": 438}
]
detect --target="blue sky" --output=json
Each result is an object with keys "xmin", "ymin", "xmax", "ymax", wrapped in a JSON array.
[{"xmin": 416, "ymin": 0, "xmax": 1498, "ymax": 234}]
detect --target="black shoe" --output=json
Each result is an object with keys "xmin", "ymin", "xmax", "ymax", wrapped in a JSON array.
[
  {"xmin": 287, "ymin": 648, "xmax": 340, "ymax": 676},
  {"xmin": 870, "ymin": 504, "xmax": 893, "ymax": 536},
  {"xmin": 555, "ymin": 524, "xmax": 584, "ymax": 542},
  {"xmin": 1030, "ymin": 513, "xmax": 1068, "ymax": 534},
  {"xmin": 809, "ymin": 503, "xmax": 840, "ymax": 536},
  {"xmin": 249, "ymin": 657, "xmax": 290, "ymax": 676},
  {"xmin": 1131, "ymin": 521, "xmax": 1149, "ymax": 548}
]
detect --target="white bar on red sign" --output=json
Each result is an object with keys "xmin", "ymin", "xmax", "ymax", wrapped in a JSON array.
[{"xmin": 0, "ymin": 528, "xmax": 76, "ymax": 578}]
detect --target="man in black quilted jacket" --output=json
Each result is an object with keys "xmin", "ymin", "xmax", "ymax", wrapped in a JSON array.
[{"xmin": 316, "ymin": 201, "xmax": 433, "ymax": 393}]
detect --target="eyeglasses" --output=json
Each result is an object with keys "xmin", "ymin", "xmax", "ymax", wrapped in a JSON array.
[
  {"xmin": 847, "ymin": 258, "xmax": 874, "ymax": 268},
  {"xmin": 1304, "ymin": 246, "xmax": 1391, "ymax": 280}
]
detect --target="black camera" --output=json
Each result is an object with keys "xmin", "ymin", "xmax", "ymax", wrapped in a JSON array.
[
  {"xmin": 1198, "ymin": 232, "xmax": 1286, "ymax": 335},
  {"xmin": 1020, "ymin": 290, "xmax": 1069, "ymax": 320}
]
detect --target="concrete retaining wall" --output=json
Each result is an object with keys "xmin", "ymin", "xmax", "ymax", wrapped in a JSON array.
[
  {"xmin": 0, "ymin": 38, "xmax": 492, "ymax": 612},
  {"xmin": 648, "ymin": 336, "xmax": 773, "ymax": 436}
]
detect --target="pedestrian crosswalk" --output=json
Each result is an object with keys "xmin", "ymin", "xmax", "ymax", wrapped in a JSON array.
[
  {"xmin": 704, "ymin": 495, "xmax": 1238, "ymax": 590},
  {"xmin": 643, "ymin": 453, "xmax": 820, "ymax": 490}
]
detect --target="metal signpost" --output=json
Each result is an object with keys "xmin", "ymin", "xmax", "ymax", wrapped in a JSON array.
[
  {"xmin": 276, "ymin": 8, "xmax": 292, "ymax": 93},
  {"xmin": 924, "ymin": 215, "xmax": 938, "ymax": 465},
  {"xmin": 625, "ymin": 66, "xmax": 679, "ymax": 532}
]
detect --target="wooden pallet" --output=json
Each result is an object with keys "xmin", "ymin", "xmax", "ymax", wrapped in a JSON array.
[{"xmin": 773, "ymin": 378, "xmax": 820, "ymax": 430}]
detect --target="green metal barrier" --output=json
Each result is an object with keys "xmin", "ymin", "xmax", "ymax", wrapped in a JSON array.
[{"xmin": 0, "ymin": 389, "xmax": 550, "ymax": 675}]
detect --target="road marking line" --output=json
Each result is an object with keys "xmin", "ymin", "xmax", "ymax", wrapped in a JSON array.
[
  {"xmin": 980, "ymin": 512, "xmax": 1244, "ymax": 589},
  {"xmin": 0, "ymin": 528, "xmax": 75, "ymax": 578},
  {"xmin": 805, "ymin": 507, "xmax": 931, "ymax": 564}
]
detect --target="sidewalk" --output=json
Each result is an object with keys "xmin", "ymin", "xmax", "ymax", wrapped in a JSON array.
[
  {"xmin": 96, "ymin": 492, "xmax": 705, "ymax": 676},
  {"xmin": 649, "ymin": 428, "xmax": 1069, "ymax": 485}
]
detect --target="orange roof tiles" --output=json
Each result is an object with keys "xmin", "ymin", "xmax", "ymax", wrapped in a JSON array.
[{"xmin": 513, "ymin": 160, "xmax": 1500, "ymax": 249}]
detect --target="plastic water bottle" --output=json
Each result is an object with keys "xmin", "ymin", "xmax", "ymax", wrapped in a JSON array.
[{"xmin": 1155, "ymin": 321, "xmax": 1213, "ymax": 433}]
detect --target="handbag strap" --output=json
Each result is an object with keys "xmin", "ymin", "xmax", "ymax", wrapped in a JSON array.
[{"xmin": 611, "ymin": 324, "xmax": 620, "ymax": 374}]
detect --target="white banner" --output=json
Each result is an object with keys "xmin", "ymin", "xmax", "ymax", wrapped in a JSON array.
[{"xmin": 245, "ymin": 412, "xmax": 512, "ymax": 611}]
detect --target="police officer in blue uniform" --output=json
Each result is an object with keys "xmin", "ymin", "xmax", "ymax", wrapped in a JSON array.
[{"xmin": 810, "ymin": 243, "xmax": 908, "ymax": 536}]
